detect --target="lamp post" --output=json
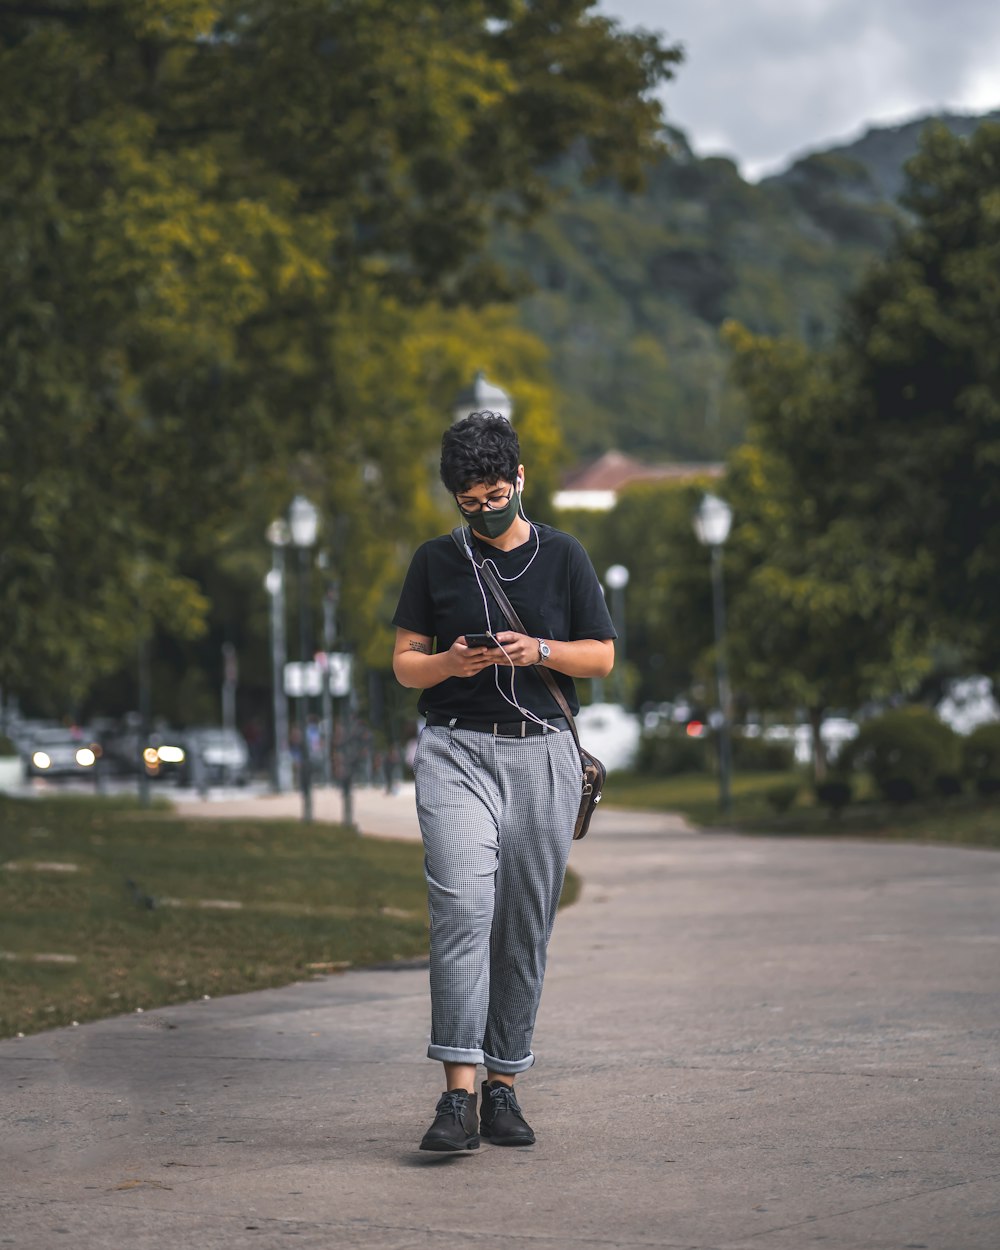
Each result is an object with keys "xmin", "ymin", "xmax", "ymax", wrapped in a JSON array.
[
  {"xmin": 266, "ymin": 520, "xmax": 293, "ymax": 793},
  {"xmin": 604, "ymin": 564, "xmax": 629, "ymax": 706},
  {"xmin": 316, "ymin": 552, "xmax": 339, "ymax": 789},
  {"xmin": 221, "ymin": 642, "xmax": 238, "ymax": 735},
  {"xmin": 693, "ymin": 493, "xmax": 734, "ymax": 815},
  {"xmin": 136, "ymin": 632, "xmax": 152, "ymax": 809},
  {"xmin": 289, "ymin": 494, "xmax": 320, "ymax": 823},
  {"xmin": 452, "ymin": 370, "xmax": 513, "ymax": 424}
]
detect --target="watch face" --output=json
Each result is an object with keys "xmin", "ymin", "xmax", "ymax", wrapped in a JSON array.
[{"xmin": 539, "ymin": 641, "xmax": 551, "ymax": 659}]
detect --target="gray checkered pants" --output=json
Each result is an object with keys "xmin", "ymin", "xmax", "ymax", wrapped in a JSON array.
[{"xmin": 413, "ymin": 723, "xmax": 581, "ymax": 1074}]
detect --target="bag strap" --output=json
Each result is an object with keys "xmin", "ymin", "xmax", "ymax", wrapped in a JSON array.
[{"xmin": 450, "ymin": 526, "xmax": 583, "ymax": 752}]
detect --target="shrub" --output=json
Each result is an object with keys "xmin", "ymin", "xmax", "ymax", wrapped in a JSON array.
[
  {"xmin": 841, "ymin": 707, "xmax": 961, "ymax": 804},
  {"xmin": 0, "ymin": 735, "xmax": 15, "ymax": 756},
  {"xmin": 934, "ymin": 774, "xmax": 963, "ymax": 799},
  {"xmin": 731, "ymin": 734, "xmax": 796, "ymax": 772},
  {"xmin": 636, "ymin": 728, "xmax": 708, "ymax": 776},
  {"xmin": 962, "ymin": 723, "xmax": 1000, "ymax": 796},
  {"xmin": 765, "ymin": 781, "xmax": 800, "ymax": 813},
  {"xmin": 815, "ymin": 778, "xmax": 852, "ymax": 815}
]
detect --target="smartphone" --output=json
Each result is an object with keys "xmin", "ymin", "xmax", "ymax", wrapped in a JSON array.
[{"xmin": 464, "ymin": 631, "xmax": 500, "ymax": 649}]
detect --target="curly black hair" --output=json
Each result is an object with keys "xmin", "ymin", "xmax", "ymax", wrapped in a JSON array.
[{"xmin": 440, "ymin": 411, "xmax": 520, "ymax": 494}]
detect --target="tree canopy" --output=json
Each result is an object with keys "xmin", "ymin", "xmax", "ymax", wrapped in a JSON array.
[
  {"xmin": 578, "ymin": 120, "xmax": 1000, "ymax": 753},
  {"xmin": 0, "ymin": 0, "xmax": 680, "ymax": 714}
]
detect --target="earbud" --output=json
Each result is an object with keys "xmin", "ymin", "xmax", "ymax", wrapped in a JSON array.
[{"xmin": 516, "ymin": 476, "xmax": 524, "ymax": 494}]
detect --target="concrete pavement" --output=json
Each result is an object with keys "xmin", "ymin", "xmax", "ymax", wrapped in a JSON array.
[
  {"xmin": 2, "ymin": 798, "xmax": 999, "ymax": 1250},
  {"xmin": 170, "ymin": 781, "xmax": 428, "ymax": 840}
]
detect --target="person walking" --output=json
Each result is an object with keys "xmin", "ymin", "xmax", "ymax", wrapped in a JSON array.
[{"xmin": 392, "ymin": 411, "xmax": 616, "ymax": 1151}]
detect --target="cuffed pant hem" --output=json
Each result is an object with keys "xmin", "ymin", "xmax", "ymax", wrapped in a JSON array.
[
  {"xmin": 483, "ymin": 1051, "xmax": 535, "ymax": 1075},
  {"xmin": 427, "ymin": 1044, "xmax": 484, "ymax": 1065}
]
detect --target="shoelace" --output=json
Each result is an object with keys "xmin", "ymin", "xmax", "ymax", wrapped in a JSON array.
[
  {"xmin": 487, "ymin": 1085, "xmax": 521, "ymax": 1114},
  {"xmin": 436, "ymin": 1090, "xmax": 470, "ymax": 1122}
]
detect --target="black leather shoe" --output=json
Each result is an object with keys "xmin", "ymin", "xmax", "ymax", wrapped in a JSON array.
[
  {"xmin": 480, "ymin": 1081, "xmax": 535, "ymax": 1146},
  {"xmin": 419, "ymin": 1089, "xmax": 480, "ymax": 1152}
]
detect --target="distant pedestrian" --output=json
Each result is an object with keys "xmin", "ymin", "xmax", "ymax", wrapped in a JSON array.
[{"xmin": 392, "ymin": 411, "xmax": 615, "ymax": 1151}]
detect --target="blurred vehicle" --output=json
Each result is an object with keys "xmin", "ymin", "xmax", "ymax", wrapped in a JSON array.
[
  {"xmin": 23, "ymin": 726, "xmax": 104, "ymax": 779},
  {"xmin": 100, "ymin": 722, "xmax": 189, "ymax": 781},
  {"xmin": 575, "ymin": 703, "xmax": 641, "ymax": 773},
  {"xmin": 181, "ymin": 728, "xmax": 251, "ymax": 788},
  {"xmin": 743, "ymin": 719, "xmax": 859, "ymax": 764}
]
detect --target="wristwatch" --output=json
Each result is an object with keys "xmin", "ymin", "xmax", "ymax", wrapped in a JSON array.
[{"xmin": 536, "ymin": 638, "xmax": 551, "ymax": 664}]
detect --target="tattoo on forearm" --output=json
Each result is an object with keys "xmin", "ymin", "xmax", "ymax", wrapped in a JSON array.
[{"xmin": 408, "ymin": 640, "xmax": 430, "ymax": 654}]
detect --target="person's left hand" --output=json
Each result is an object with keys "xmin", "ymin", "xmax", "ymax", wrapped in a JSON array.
[{"xmin": 492, "ymin": 632, "xmax": 542, "ymax": 667}]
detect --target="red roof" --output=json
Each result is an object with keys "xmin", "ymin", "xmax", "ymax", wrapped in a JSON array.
[{"xmin": 561, "ymin": 451, "xmax": 724, "ymax": 492}]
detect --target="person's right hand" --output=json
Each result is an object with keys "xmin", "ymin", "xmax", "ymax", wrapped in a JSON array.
[{"xmin": 447, "ymin": 637, "xmax": 499, "ymax": 678}]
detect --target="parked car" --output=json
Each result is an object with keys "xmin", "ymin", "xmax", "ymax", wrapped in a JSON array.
[
  {"xmin": 23, "ymin": 726, "xmax": 104, "ymax": 779},
  {"xmin": 181, "ymin": 728, "xmax": 251, "ymax": 788},
  {"xmin": 100, "ymin": 723, "xmax": 189, "ymax": 781}
]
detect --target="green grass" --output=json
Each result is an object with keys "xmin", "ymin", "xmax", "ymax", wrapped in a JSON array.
[
  {"xmin": 606, "ymin": 770, "xmax": 1000, "ymax": 849},
  {"xmin": 0, "ymin": 796, "xmax": 580, "ymax": 1039}
]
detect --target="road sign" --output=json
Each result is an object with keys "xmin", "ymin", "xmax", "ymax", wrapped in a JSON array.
[
  {"xmin": 283, "ymin": 661, "xmax": 323, "ymax": 698},
  {"xmin": 326, "ymin": 652, "xmax": 353, "ymax": 697}
]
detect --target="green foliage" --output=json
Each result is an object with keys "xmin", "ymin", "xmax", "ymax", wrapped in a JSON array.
[
  {"xmin": 962, "ymin": 724, "xmax": 1000, "ymax": 796},
  {"xmin": 498, "ymin": 109, "xmax": 999, "ymax": 466},
  {"xmin": 731, "ymin": 734, "xmax": 796, "ymax": 772},
  {"xmin": 0, "ymin": 1, "xmax": 679, "ymax": 716},
  {"xmin": 841, "ymin": 708, "xmax": 961, "ymax": 804},
  {"xmin": 659, "ymin": 117, "xmax": 1000, "ymax": 765},
  {"xmin": 635, "ymin": 726, "xmax": 708, "ymax": 777},
  {"xmin": 566, "ymin": 478, "xmax": 717, "ymax": 705},
  {"xmin": 498, "ymin": 114, "xmax": 925, "ymax": 461},
  {"xmin": 558, "ymin": 115, "xmax": 1000, "ymax": 748},
  {"xmin": 764, "ymin": 781, "xmax": 800, "ymax": 814},
  {"xmin": 833, "ymin": 121, "xmax": 1000, "ymax": 671},
  {"xmin": 815, "ymin": 778, "xmax": 853, "ymax": 815},
  {"xmin": 722, "ymin": 328, "xmax": 933, "ymax": 730}
]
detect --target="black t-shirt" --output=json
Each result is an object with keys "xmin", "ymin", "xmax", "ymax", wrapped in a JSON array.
[{"xmin": 391, "ymin": 523, "xmax": 616, "ymax": 720}]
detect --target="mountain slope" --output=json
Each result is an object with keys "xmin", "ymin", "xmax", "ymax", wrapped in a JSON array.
[{"xmin": 502, "ymin": 109, "xmax": 998, "ymax": 461}]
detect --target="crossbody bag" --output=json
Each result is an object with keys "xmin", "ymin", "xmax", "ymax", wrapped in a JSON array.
[{"xmin": 450, "ymin": 526, "xmax": 606, "ymax": 839}]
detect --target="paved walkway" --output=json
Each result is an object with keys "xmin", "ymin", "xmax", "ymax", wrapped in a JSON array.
[
  {"xmin": 2, "ymin": 797, "xmax": 999, "ymax": 1249},
  {"xmin": 170, "ymin": 781, "xmax": 428, "ymax": 840}
]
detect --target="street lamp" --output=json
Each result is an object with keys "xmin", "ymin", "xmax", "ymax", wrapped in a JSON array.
[
  {"xmin": 693, "ymin": 493, "xmax": 734, "ymax": 815},
  {"xmin": 452, "ymin": 370, "xmax": 513, "ymax": 424},
  {"xmin": 604, "ymin": 564, "xmax": 630, "ymax": 707},
  {"xmin": 289, "ymin": 494, "xmax": 320, "ymax": 822},
  {"xmin": 266, "ymin": 519, "xmax": 293, "ymax": 793}
]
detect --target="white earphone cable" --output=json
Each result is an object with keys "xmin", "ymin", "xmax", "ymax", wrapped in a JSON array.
[
  {"xmin": 463, "ymin": 525, "xmax": 557, "ymax": 730},
  {"xmin": 476, "ymin": 482, "xmax": 540, "ymax": 584}
]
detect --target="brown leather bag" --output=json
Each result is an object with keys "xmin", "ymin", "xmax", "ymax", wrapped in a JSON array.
[{"xmin": 451, "ymin": 527, "xmax": 607, "ymax": 839}]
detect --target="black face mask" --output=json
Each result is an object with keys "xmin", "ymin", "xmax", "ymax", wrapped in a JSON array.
[{"xmin": 460, "ymin": 483, "xmax": 521, "ymax": 539}]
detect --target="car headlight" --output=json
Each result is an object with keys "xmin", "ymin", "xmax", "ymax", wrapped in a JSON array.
[
  {"xmin": 156, "ymin": 745, "xmax": 185, "ymax": 764},
  {"xmin": 32, "ymin": 751, "xmax": 51, "ymax": 769},
  {"xmin": 75, "ymin": 748, "xmax": 96, "ymax": 767}
]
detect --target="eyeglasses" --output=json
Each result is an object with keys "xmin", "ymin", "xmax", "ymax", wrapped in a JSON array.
[{"xmin": 456, "ymin": 486, "xmax": 514, "ymax": 516}]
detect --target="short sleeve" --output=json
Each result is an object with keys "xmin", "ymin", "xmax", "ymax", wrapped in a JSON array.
[
  {"xmin": 567, "ymin": 538, "xmax": 617, "ymax": 641},
  {"xmin": 391, "ymin": 544, "xmax": 435, "ymax": 637}
]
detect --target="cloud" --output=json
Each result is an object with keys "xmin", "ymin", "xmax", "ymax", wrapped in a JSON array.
[{"xmin": 599, "ymin": 0, "xmax": 1000, "ymax": 177}]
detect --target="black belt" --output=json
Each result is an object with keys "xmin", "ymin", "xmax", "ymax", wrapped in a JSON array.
[{"xmin": 425, "ymin": 712, "xmax": 568, "ymax": 738}]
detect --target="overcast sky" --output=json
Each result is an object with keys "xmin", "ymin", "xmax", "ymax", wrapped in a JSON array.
[{"xmin": 598, "ymin": 0, "xmax": 1000, "ymax": 179}]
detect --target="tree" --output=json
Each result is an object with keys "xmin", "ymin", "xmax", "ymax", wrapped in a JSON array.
[
  {"xmin": 565, "ymin": 478, "xmax": 718, "ymax": 707},
  {"xmin": 835, "ymin": 121, "xmax": 1000, "ymax": 670},
  {"xmin": 717, "ymin": 322, "xmax": 936, "ymax": 777},
  {"xmin": 0, "ymin": 0, "xmax": 681, "ymax": 713},
  {"xmin": 720, "ymin": 119, "xmax": 1000, "ymax": 754}
]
